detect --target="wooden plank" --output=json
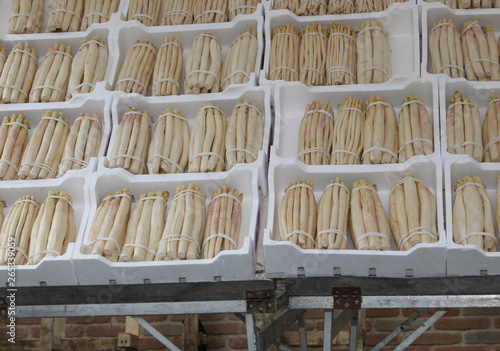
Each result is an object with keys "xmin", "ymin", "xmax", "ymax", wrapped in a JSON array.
[
  {"xmin": 126, "ymin": 316, "xmax": 140, "ymax": 336},
  {"xmin": 52, "ymin": 318, "xmax": 66, "ymax": 350},
  {"xmin": 183, "ymin": 315, "xmax": 199, "ymax": 351},
  {"xmin": 39, "ymin": 318, "xmax": 53, "ymax": 351}
]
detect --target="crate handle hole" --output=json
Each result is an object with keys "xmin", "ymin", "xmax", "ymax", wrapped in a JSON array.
[
  {"xmin": 405, "ymin": 269, "xmax": 413, "ymax": 278},
  {"xmin": 333, "ymin": 267, "xmax": 341, "ymax": 276},
  {"xmin": 480, "ymin": 270, "xmax": 488, "ymax": 276},
  {"xmin": 297, "ymin": 267, "xmax": 305, "ymax": 277},
  {"xmin": 179, "ymin": 277, "xmax": 187, "ymax": 283},
  {"xmin": 368, "ymin": 268, "xmax": 376, "ymax": 277}
]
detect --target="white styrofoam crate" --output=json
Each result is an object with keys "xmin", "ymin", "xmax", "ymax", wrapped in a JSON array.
[
  {"xmin": 267, "ymin": 0, "xmax": 417, "ymax": 14},
  {"xmin": 264, "ymin": 149, "xmax": 446, "ymax": 278},
  {"xmin": 0, "ymin": 174, "xmax": 91, "ymax": 287},
  {"xmin": 72, "ymin": 165, "xmax": 260, "ymax": 285},
  {"xmin": 108, "ymin": 14, "xmax": 263, "ymax": 96},
  {"xmin": 445, "ymin": 158, "xmax": 500, "ymax": 276},
  {"xmin": 261, "ymin": 3, "xmax": 420, "ymax": 93},
  {"xmin": 274, "ymin": 77, "xmax": 440, "ymax": 164},
  {"xmin": 101, "ymin": 85, "xmax": 271, "ymax": 196},
  {"xmin": 421, "ymin": 3, "xmax": 500, "ymax": 81}
]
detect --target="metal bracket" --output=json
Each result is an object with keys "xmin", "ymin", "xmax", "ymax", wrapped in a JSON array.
[
  {"xmin": 246, "ymin": 289, "xmax": 275, "ymax": 313},
  {"xmin": 333, "ymin": 287, "xmax": 362, "ymax": 309},
  {"xmin": 0, "ymin": 296, "xmax": 7, "ymax": 319}
]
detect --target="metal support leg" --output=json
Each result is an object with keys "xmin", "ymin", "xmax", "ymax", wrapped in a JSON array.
[
  {"xmin": 298, "ymin": 313, "xmax": 308, "ymax": 351},
  {"xmin": 133, "ymin": 317, "xmax": 181, "ymax": 351},
  {"xmin": 246, "ymin": 313, "xmax": 258, "ymax": 351},
  {"xmin": 349, "ymin": 310, "xmax": 358, "ymax": 351},
  {"xmin": 324, "ymin": 309, "xmax": 354, "ymax": 351}
]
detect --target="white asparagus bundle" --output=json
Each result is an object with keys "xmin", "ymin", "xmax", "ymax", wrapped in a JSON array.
[
  {"xmin": 0, "ymin": 43, "xmax": 38, "ymax": 104},
  {"xmin": 297, "ymin": 100, "xmax": 334, "ymax": 166},
  {"xmin": 81, "ymin": 0, "xmax": 121, "ymax": 30},
  {"xmin": 47, "ymin": 0, "xmax": 84, "ymax": 32},
  {"xmin": 350, "ymin": 180, "xmax": 391, "ymax": 251},
  {"xmin": 0, "ymin": 196, "xmax": 40, "ymax": 266},
  {"xmin": 453, "ymin": 176, "xmax": 497, "ymax": 251},
  {"xmin": 380, "ymin": 0, "xmax": 407, "ymax": 8},
  {"xmin": 108, "ymin": 108, "xmax": 152, "ymax": 175},
  {"xmin": 0, "ymin": 114, "xmax": 30, "ymax": 181},
  {"xmin": 184, "ymin": 32, "xmax": 222, "ymax": 94},
  {"xmin": 115, "ymin": 40, "xmax": 157, "ymax": 95},
  {"xmin": 127, "ymin": 0, "xmax": 162, "ymax": 26},
  {"xmin": 226, "ymin": 100, "xmax": 263, "ymax": 170},
  {"xmin": 152, "ymin": 35, "xmax": 183, "ymax": 97},
  {"xmin": 269, "ymin": 24, "xmax": 300, "ymax": 82},
  {"xmin": 18, "ymin": 111, "xmax": 70, "ymax": 180},
  {"xmin": 389, "ymin": 173, "xmax": 438, "ymax": 252},
  {"xmin": 202, "ymin": 184, "xmax": 243, "ymax": 259},
  {"xmin": 331, "ymin": 97, "xmax": 364, "ymax": 165},
  {"xmin": 28, "ymin": 191, "xmax": 76, "ymax": 265},
  {"xmin": 193, "ymin": 0, "xmax": 229, "ymax": 24},
  {"xmin": 483, "ymin": 94, "xmax": 500, "ymax": 162},
  {"xmin": 355, "ymin": 0, "xmax": 384, "ymax": 12},
  {"xmin": 446, "ymin": 92, "xmax": 482, "ymax": 162},
  {"xmin": 229, "ymin": 0, "xmax": 259, "ymax": 20},
  {"xmin": 299, "ymin": 23, "xmax": 328, "ymax": 87},
  {"xmin": 119, "ymin": 191, "xmax": 169, "ymax": 262},
  {"xmin": 0, "ymin": 43, "xmax": 6, "ymax": 77},
  {"xmin": 316, "ymin": 178, "xmax": 350, "ymax": 250},
  {"xmin": 279, "ymin": 179, "xmax": 317, "ymax": 249},
  {"xmin": 221, "ymin": 26, "xmax": 258, "ymax": 91},
  {"xmin": 8, "ymin": 0, "xmax": 44, "ymax": 34},
  {"xmin": 356, "ymin": 20, "xmax": 391, "ymax": 84},
  {"xmin": 328, "ymin": 0, "xmax": 355, "ymax": 13},
  {"xmin": 363, "ymin": 97, "xmax": 398, "ymax": 164},
  {"xmin": 274, "ymin": 0, "xmax": 301, "ymax": 12},
  {"xmin": 85, "ymin": 189, "xmax": 131, "ymax": 262},
  {"xmin": 496, "ymin": 177, "xmax": 500, "ymax": 244},
  {"xmin": 297, "ymin": 0, "xmax": 328, "ymax": 15},
  {"xmin": 398, "ymin": 95, "xmax": 434, "ymax": 163},
  {"xmin": 30, "ymin": 43, "xmax": 74, "ymax": 103},
  {"xmin": 429, "ymin": 19, "xmax": 464, "ymax": 79},
  {"xmin": 461, "ymin": 21, "xmax": 500, "ymax": 82},
  {"xmin": 67, "ymin": 36, "xmax": 108, "ymax": 100},
  {"xmin": 58, "ymin": 113, "xmax": 102, "ymax": 177},
  {"xmin": 147, "ymin": 108, "xmax": 190, "ymax": 174},
  {"xmin": 161, "ymin": 0, "xmax": 194, "ymax": 25},
  {"xmin": 156, "ymin": 184, "xmax": 206, "ymax": 261},
  {"xmin": 327, "ymin": 23, "xmax": 356, "ymax": 85},
  {"xmin": 188, "ymin": 104, "xmax": 227, "ymax": 173}
]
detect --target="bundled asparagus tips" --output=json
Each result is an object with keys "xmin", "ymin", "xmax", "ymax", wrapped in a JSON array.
[
  {"xmin": 0, "ymin": 43, "xmax": 38, "ymax": 104},
  {"xmin": 19, "ymin": 111, "xmax": 70, "ymax": 180},
  {"xmin": 483, "ymin": 94, "xmax": 500, "ymax": 162},
  {"xmin": 331, "ymin": 97, "xmax": 364, "ymax": 165},
  {"xmin": 297, "ymin": 100, "xmax": 334, "ymax": 166},
  {"xmin": 362, "ymin": 97, "xmax": 398, "ymax": 164},
  {"xmin": 147, "ymin": 108, "xmax": 190, "ymax": 174},
  {"xmin": 381, "ymin": 0, "xmax": 407, "ymax": 8},
  {"xmin": 108, "ymin": 108, "xmax": 152, "ymax": 175},
  {"xmin": 28, "ymin": 191, "xmax": 76, "ymax": 265},
  {"xmin": 226, "ymin": 100, "xmax": 263, "ymax": 170},
  {"xmin": 30, "ymin": 43, "xmax": 74, "ymax": 103},
  {"xmin": 8, "ymin": 0, "xmax": 44, "ymax": 34},
  {"xmin": 115, "ymin": 40, "xmax": 157, "ymax": 95},
  {"xmin": 446, "ymin": 92, "xmax": 482, "ymax": 161},
  {"xmin": 127, "ymin": 0, "xmax": 162, "ymax": 26},
  {"xmin": 460, "ymin": 21, "xmax": 500, "ymax": 82},
  {"xmin": 298, "ymin": 23, "xmax": 328, "ymax": 87},
  {"xmin": 350, "ymin": 180, "xmax": 391, "ymax": 251},
  {"xmin": 156, "ymin": 184, "xmax": 206, "ymax": 261},
  {"xmin": 316, "ymin": 178, "xmax": 350, "ymax": 250},
  {"xmin": 0, "ymin": 195, "xmax": 40, "ymax": 266},
  {"xmin": 67, "ymin": 36, "xmax": 108, "ymax": 100},
  {"xmin": 221, "ymin": 26, "xmax": 258, "ymax": 91},
  {"xmin": 453, "ymin": 176, "xmax": 497, "ymax": 252},
  {"xmin": 152, "ymin": 35, "xmax": 183, "ymax": 97},
  {"xmin": 188, "ymin": 104, "xmax": 227, "ymax": 173},
  {"xmin": 356, "ymin": 20, "xmax": 392, "ymax": 84},
  {"xmin": 329, "ymin": 0, "xmax": 355, "ymax": 13},
  {"xmin": 0, "ymin": 114, "xmax": 30, "ymax": 181},
  {"xmin": 229, "ymin": 0, "xmax": 259, "ymax": 20},
  {"xmin": 0, "ymin": 42, "xmax": 7, "ymax": 76},
  {"xmin": 58, "ymin": 113, "xmax": 103, "ymax": 177},
  {"xmin": 47, "ymin": 0, "xmax": 84, "ymax": 32},
  {"xmin": 193, "ymin": 0, "xmax": 229, "ymax": 24},
  {"xmin": 327, "ymin": 22, "xmax": 357, "ymax": 85},
  {"xmin": 398, "ymin": 95, "xmax": 434, "ymax": 163},
  {"xmin": 355, "ymin": 0, "xmax": 384, "ymax": 12},
  {"xmin": 429, "ymin": 19, "xmax": 464, "ymax": 78},
  {"xmin": 269, "ymin": 23, "xmax": 300, "ymax": 82},
  {"xmin": 274, "ymin": 0, "xmax": 301, "ymax": 13},
  {"xmin": 161, "ymin": 0, "xmax": 194, "ymax": 25},
  {"xmin": 81, "ymin": 0, "xmax": 121, "ymax": 30},
  {"xmin": 184, "ymin": 32, "xmax": 222, "ymax": 94},
  {"xmin": 202, "ymin": 185, "xmax": 243, "ymax": 259},
  {"xmin": 389, "ymin": 173, "xmax": 438, "ymax": 252},
  {"xmin": 297, "ymin": 0, "xmax": 328, "ymax": 15}
]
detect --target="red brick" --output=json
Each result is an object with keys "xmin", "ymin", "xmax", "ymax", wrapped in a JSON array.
[
  {"xmin": 0, "ymin": 325, "xmax": 29, "ymax": 339},
  {"xmin": 434, "ymin": 347, "xmax": 490, "ymax": 351},
  {"xmin": 142, "ymin": 315, "xmax": 167, "ymax": 323},
  {"xmin": 203, "ymin": 321, "xmax": 246, "ymax": 335},
  {"xmin": 65, "ymin": 325, "xmax": 84, "ymax": 338},
  {"xmin": 365, "ymin": 320, "xmax": 372, "ymax": 332},
  {"xmin": 227, "ymin": 336, "xmax": 248, "ymax": 349},
  {"xmin": 373, "ymin": 318, "xmax": 425, "ymax": 332},
  {"xmin": 86, "ymin": 324, "xmax": 124, "ymax": 337},
  {"xmin": 114, "ymin": 316, "xmax": 126, "ymax": 323},
  {"xmin": 66, "ymin": 316, "xmax": 110, "ymax": 324},
  {"xmin": 366, "ymin": 309, "xmax": 400, "ymax": 318},
  {"xmin": 141, "ymin": 322, "xmax": 183, "ymax": 337},
  {"xmin": 465, "ymin": 331, "xmax": 500, "ymax": 344},
  {"xmin": 495, "ymin": 346, "xmax": 500, "ymax": 351},
  {"xmin": 463, "ymin": 307, "xmax": 500, "ymax": 316},
  {"xmin": 411, "ymin": 332, "xmax": 461, "ymax": 345},
  {"xmin": 288, "ymin": 319, "xmax": 314, "ymax": 331},
  {"xmin": 31, "ymin": 326, "xmax": 40, "ymax": 338},
  {"xmin": 200, "ymin": 314, "xmax": 226, "ymax": 321},
  {"xmin": 495, "ymin": 317, "xmax": 500, "ymax": 329},
  {"xmin": 16, "ymin": 318, "xmax": 41, "ymax": 325},
  {"xmin": 401, "ymin": 309, "xmax": 459, "ymax": 317},
  {"xmin": 168, "ymin": 315, "xmax": 185, "ymax": 321},
  {"xmin": 206, "ymin": 335, "xmax": 225, "ymax": 348},
  {"xmin": 139, "ymin": 336, "xmax": 182, "ymax": 349},
  {"xmin": 434, "ymin": 317, "xmax": 490, "ymax": 330},
  {"xmin": 366, "ymin": 333, "xmax": 401, "ymax": 346},
  {"xmin": 370, "ymin": 347, "xmax": 429, "ymax": 351},
  {"xmin": 305, "ymin": 309, "xmax": 325, "ymax": 319}
]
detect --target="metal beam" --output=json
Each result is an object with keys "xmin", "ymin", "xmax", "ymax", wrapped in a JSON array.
[
  {"xmin": 298, "ymin": 313, "xmax": 308, "ymax": 351},
  {"xmin": 257, "ymin": 308, "xmax": 305, "ymax": 350},
  {"xmin": 134, "ymin": 317, "xmax": 181, "ymax": 351},
  {"xmin": 349, "ymin": 310, "xmax": 358, "ymax": 351},
  {"xmin": 324, "ymin": 310, "xmax": 353, "ymax": 351}
]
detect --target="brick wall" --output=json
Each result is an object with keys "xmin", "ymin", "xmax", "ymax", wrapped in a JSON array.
[{"xmin": 2, "ymin": 309, "xmax": 500, "ymax": 350}]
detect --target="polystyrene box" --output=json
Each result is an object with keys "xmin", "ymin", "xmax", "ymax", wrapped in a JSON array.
[
  {"xmin": 102, "ymin": 85, "xmax": 271, "ymax": 196},
  {"xmin": 72, "ymin": 166, "xmax": 260, "ymax": 285},
  {"xmin": 445, "ymin": 158, "xmax": 500, "ymax": 276},
  {"xmin": 0, "ymin": 175, "xmax": 91, "ymax": 287},
  {"xmin": 264, "ymin": 149, "xmax": 446, "ymax": 278},
  {"xmin": 267, "ymin": 0, "xmax": 416, "ymax": 13}
]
